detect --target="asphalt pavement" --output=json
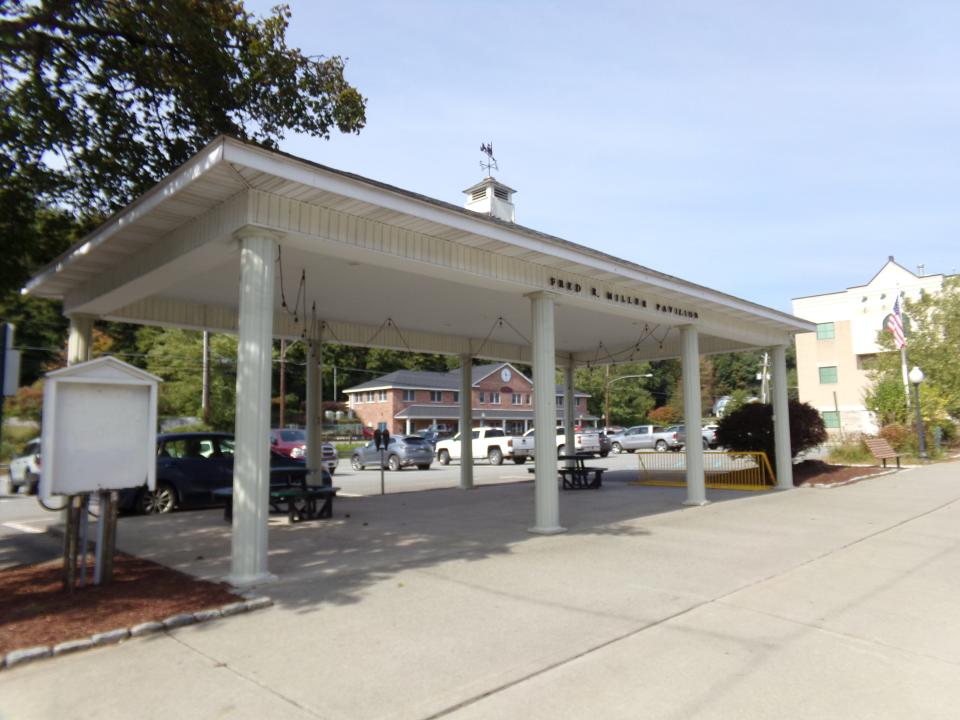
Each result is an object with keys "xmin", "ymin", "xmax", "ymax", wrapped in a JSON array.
[{"xmin": 3, "ymin": 457, "xmax": 960, "ymax": 719}]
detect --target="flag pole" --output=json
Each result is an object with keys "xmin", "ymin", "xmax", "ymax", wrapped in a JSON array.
[{"xmin": 900, "ymin": 346, "xmax": 910, "ymax": 408}]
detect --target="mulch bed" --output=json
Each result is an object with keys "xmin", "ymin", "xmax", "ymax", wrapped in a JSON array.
[
  {"xmin": 792, "ymin": 459, "xmax": 889, "ymax": 487},
  {"xmin": 0, "ymin": 553, "xmax": 242, "ymax": 657}
]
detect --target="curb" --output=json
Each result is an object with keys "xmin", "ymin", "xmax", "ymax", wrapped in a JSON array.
[
  {"xmin": 802, "ymin": 467, "xmax": 902, "ymax": 489},
  {"xmin": 1, "ymin": 596, "xmax": 273, "ymax": 671}
]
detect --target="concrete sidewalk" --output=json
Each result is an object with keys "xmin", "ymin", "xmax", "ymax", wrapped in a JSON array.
[{"xmin": 2, "ymin": 463, "xmax": 960, "ymax": 719}]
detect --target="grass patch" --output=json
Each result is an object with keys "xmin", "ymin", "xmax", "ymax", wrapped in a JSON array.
[{"xmin": 826, "ymin": 439, "xmax": 874, "ymax": 465}]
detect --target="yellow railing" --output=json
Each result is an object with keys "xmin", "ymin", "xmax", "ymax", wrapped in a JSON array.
[{"xmin": 630, "ymin": 451, "xmax": 777, "ymax": 491}]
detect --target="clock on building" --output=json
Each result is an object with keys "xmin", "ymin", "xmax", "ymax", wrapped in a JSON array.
[{"xmin": 500, "ymin": 367, "xmax": 512, "ymax": 382}]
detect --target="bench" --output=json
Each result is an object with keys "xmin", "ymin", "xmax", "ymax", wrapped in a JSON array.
[
  {"xmin": 864, "ymin": 438, "xmax": 901, "ymax": 469},
  {"xmin": 213, "ymin": 483, "xmax": 340, "ymax": 523}
]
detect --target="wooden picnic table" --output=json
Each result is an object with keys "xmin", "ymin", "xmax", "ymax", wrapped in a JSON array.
[
  {"xmin": 527, "ymin": 453, "xmax": 605, "ymax": 490},
  {"xmin": 213, "ymin": 467, "xmax": 339, "ymax": 523}
]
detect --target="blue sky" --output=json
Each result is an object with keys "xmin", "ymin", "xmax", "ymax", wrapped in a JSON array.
[{"xmin": 246, "ymin": 1, "xmax": 958, "ymax": 312}]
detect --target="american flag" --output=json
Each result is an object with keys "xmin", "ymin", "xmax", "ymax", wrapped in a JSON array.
[{"xmin": 886, "ymin": 295, "xmax": 906, "ymax": 349}]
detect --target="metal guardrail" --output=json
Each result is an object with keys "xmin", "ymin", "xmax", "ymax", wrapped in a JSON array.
[{"xmin": 631, "ymin": 451, "xmax": 777, "ymax": 491}]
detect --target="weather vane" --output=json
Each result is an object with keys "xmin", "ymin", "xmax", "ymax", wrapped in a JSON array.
[{"xmin": 480, "ymin": 142, "xmax": 498, "ymax": 176}]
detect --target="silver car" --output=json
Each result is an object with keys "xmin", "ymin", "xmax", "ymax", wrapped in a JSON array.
[{"xmin": 350, "ymin": 435, "xmax": 434, "ymax": 471}]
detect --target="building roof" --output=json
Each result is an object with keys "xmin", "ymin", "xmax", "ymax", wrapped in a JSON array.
[
  {"xmin": 394, "ymin": 405, "xmax": 598, "ymax": 421},
  {"xmin": 344, "ymin": 362, "xmax": 590, "ymax": 397}
]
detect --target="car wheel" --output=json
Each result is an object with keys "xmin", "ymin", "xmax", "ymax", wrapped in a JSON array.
[
  {"xmin": 600, "ymin": 451, "xmax": 610, "ymax": 458},
  {"xmin": 611, "ymin": 442, "xmax": 622, "ymax": 454},
  {"xmin": 328, "ymin": 467, "xmax": 336, "ymax": 476},
  {"xmin": 702, "ymin": 438, "xmax": 709, "ymax": 450},
  {"xmin": 557, "ymin": 444, "xmax": 566, "ymax": 456},
  {"xmin": 25, "ymin": 471, "xmax": 40, "ymax": 495},
  {"xmin": 655, "ymin": 440, "xmax": 668, "ymax": 452},
  {"xmin": 512, "ymin": 456, "xmax": 526, "ymax": 464},
  {"xmin": 416, "ymin": 464, "xmax": 431, "ymax": 471},
  {"xmin": 351, "ymin": 455, "xmax": 364, "ymax": 471},
  {"xmin": 488, "ymin": 447, "xmax": 503, "ymax": 465},
  {"xmin": 387, "ymin": 454, "xmax": 401, "ymax": 471},
  {"xmin": 140, "ymin": 482, "xmax": 177, "ymax": 514},
  {"xmin": 438, "ymin": 450, "xmax": 450, "ymax": 465}
]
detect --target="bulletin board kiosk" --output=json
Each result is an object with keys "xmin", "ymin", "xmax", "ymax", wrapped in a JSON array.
[{"xmin": 41, "ymin": 357, "xmax": 161, "ymax": 589}]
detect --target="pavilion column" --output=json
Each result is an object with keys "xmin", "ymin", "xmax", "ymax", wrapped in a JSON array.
[
  {"xmin": 563, "ymin": 361, "xmax": 575, "ymax": 465},
  {"xmin": 459, "ymin": 353, "xmax": 474, "ymax": 489},
  {"xmin": 771, "ymin": 344, "xmax": 794, "ymax": 490},
  {"xmin": 228, "ymin": 228, "xmax": 278, "ymax": 587},
  {"xmin": 305, "ymin": 339, "xmax": 322, "ymax": 482},
  {"xmin": 529, "ymin": 292, "xmax": 564, "ymax": 534},
  {"xmin": 680, "ymin": 325, "xmax": 707, "ymax": 506},
  {"xmin": 406, "ymin": 419, "xmax": 412, "ymax": 435},
  {"xmin": 67, "ymin": 315, "xmax": 94, "ymax": 365}
]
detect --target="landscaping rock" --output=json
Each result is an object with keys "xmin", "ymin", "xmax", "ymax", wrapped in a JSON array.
[
  {"xmin": 162, "ymin": 613, "xmax": 196, "ymax": 629},
  {"xmin": 220, "ymin": 601, "xmax": 248, "ymax": 617},
  {"xmin": 130, "ymin": 621, "xmax": 165, "ymax": 637},
  {"xmin": 91, "ymin": 628, "xmax": 130, "ymax": 646},
  {"xmin": 245, "ymin": 597, "xmax": 273, "ymax": 611},
  {"xmin": 53, "ymin": 638, "xmax": 95, "ymax": 656},
  {"xmin": 193, "ymin": 608, "xmax": 223, "ymax": 623},
  {"xmin": 5, "ymin": 646, "xmax": 52, "ymax": 669}
]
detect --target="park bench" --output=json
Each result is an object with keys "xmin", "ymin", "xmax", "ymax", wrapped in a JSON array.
[
  {"xmin": 526, "ymin": 454, "xmax": 605, "ymax": 490},
  {"xmin": 864, "ymin": 438, "xmax": 901, "ymax": 469}
]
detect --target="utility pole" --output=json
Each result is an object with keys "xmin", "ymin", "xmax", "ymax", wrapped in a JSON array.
[
  {"xmin": 201, "ymin": 331, "xmax": 210, "ymax": 424},
  {"xmin": 278, "ymin": 338, "xmax": 286, "ymax": 428},
  {"xmin": 604, "ymin": 365, "xmax": 610, "ymax": 428}
]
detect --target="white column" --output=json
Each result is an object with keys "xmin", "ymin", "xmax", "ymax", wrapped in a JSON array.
[
  {"xmin": 228, "ymin": 229, "xmax": 278, "ymax": 587},
  {"xmin": 771, "ymin": 344, "xmax": 794, "ymax": 490},
  {"xmin": 529, "ymin": 293, "xmax": 564, "ymax": 534},
  {"xmin": 563, "ymin": 363, "xmax": 575, "ymax": 463},
  {"xmin": 405, "ymin": 419, "xmax": 412, "ymax": 435},
  {"xmin": 459, "ymin": 354, "xmax": 474, "ymax": 489},
  {"xmin": 681, "ymin": 326, "xmax": 707, "ymax": 506},
  {"xmin": 67, "ymin": 315, "xmax": 94, "ymax": 365},
  {"xmin": 305, "ymin": 339, "xmax": 322, "ymax": 482}
]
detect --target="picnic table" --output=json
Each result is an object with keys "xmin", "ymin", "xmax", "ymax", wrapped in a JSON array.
[
  {"xmin": 213, "ymin": 466, "xmax": 340, "ymax": 523},
  {"xmin": 527, "ymin": 453, "xmax": 605, "ymax": 490}
]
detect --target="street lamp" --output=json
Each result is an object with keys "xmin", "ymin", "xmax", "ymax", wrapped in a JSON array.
[
  {"xmin": 908, "ymin": 366, "xmax": 928, "ymax": 460},
  {"xmin": 603, "ymin": 369, "xmax": 653, "ymax": 429}
]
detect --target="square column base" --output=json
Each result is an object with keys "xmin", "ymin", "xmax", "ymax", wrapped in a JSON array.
[
  {"xmin": 226, "ymin": 572, "xmax": 278, "ymax": 589},
  {"xmin": 682, "ymin": 499, "xmax": 710, "ymax": 507},
  {"xmin": 527, "ymin": 525, "xmax": 567, "ymax": 535}
]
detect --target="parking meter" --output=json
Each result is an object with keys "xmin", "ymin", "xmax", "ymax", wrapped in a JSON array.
[{"xmin": 374, "ymin": 429, "xmax": 383, "ymax": 450}]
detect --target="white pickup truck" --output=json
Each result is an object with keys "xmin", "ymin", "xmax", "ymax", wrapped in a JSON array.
[
  {"xmin": 435, "ymin": 427, "xmax": 519, "ymax": 466},
  {"xmin": 511, "ymin": 427, "xmax": 602, "ymax": 461}
]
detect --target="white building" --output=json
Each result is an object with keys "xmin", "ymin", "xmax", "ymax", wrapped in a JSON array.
[{"xmin": 792, "ymin": 256, "xmax": 948, "ymax": 435}]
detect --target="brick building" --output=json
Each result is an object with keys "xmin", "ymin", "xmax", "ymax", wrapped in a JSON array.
[{"xmin": 344, "ymin": 362, "xmax": 594, "ymax": 436}]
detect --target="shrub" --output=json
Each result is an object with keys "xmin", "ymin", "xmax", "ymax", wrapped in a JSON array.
[
  {"xmin": 826, "ymin": 438, "xmax": 874, "ymax": 465},
  {"xmin": 648, "ymin": 406, "xmax": 681, "ymax": 425},
  {"xmin": 879, "ymin": 423, "xmax": 912, "ymax": 453},
  {"xmin": 716, "ymin": 400, "xmax": 827, "ymax": 468}
]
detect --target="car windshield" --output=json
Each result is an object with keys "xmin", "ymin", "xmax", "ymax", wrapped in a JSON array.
[
  {"xmin": 279, "ymin": 430, "xmax": 305, "ymax": 442},
  {"xmin": 402, "ymin": 436, "xmax": 426, "ymax": 445}
]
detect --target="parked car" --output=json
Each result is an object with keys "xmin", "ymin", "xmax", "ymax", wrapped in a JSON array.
[
  {"xmin": 9, "ymin": 437, "xmax": 41, "ymax": 494},
  {"xmin": 416, "ymin": 429, "xmax": 452, "ymax": 447},
  {"xmin": 511, "ymin": 427, "xmax": 603, "ymax": 460},
  {"xmin": 118, "ymin": 432, "xmax": 327, "ymax": 515},
  {"xmin": 672, "ymin": 425, "xmax": 719, "ymax": 450},
  {"xmin": 597, "ymin": 432, "xmax": 612, "ymax": 458},
  {"xmin": 269, "ymin": 427, "xmax": 339, "ymax": 474},
  {"xmin": 351, "ymin": 435, "xmax": 434, "ymax": 471},
  {"xmin": 702, "ymin": 424, "xmax": 720, "ymax": 449},
  {"xmin": 434, "ymin": 427, "xmax": 518, "ymax": 465},
  {"xmin": 606, "ymin": 425, "xmax": 681, "ymax": 453}
]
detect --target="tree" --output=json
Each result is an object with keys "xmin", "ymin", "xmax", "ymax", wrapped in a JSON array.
[
  {"xmin": 1, "ymin": 1, "xmax": 366, "ymax": 301},
  {"xmin": 866, "ymin": 277, "xmax": 960, "ymax": 431},
  {"xmin": 716, "ymin": 400, "xmax": 826, "ymax": 469}
]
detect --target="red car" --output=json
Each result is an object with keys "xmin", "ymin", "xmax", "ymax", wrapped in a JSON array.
[{"xmin": 269, "ymin": 428, "xmax": 339, "ymax": 473}]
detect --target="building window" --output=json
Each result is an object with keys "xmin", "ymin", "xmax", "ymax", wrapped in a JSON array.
[
  {"xmin": 452, "ymin": 392, "xmax": 459, "ymax": 403},
  {"xmin": 556, "ymin": 396, "xmax": 564, "ymax": 407},
  {"xmin": 365, "ymin": 392, "xmax": 372, "ymax": 402},
  {"xmin": 478, "ymin": 391, "xmax": 485, "ymax": 403},
  {"xmin": 512, "ymin": 393, "xmax": 522, "ymax": 405},
  {"xmin": 430, "ymin": 391, "xmax": 443, "ymax": 402},
  {"xmin": 489, "ymin": 391, "xmax": 500, "ymax": 404},
  {"xmin": 379, "ymin": 390, "xmax": 387, "ymax": 401},
  {"xmin": 402, "ymin": 390, "xmax": 415, "ymax": 402},
  {"xmin": 526, "ymin": 394, "xmax": 532, "ymax": 405},
  {"xmin": 822, "ymin": 411, "xmax": 840, "ymax": 429},
  {"xmin": 816, "ymin": 322, "xmax": 835, "ymax": 340},
  {"xmin": 819, "ymin": 366, "xmax": 838, "ymax": 384}
]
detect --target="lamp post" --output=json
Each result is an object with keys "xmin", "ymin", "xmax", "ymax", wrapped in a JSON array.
[
  {"xmin": 603, "ymin": 369, "xmax": 653, "ymax": 429},
  {"xmin": 908, "ymin": 366, "xmax": 928, "ymax": 461}
]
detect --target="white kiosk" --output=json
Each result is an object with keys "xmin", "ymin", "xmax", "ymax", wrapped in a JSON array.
[{"xmin": 41, "ymin": 357, "xmax": 160, "ymax": 587}]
